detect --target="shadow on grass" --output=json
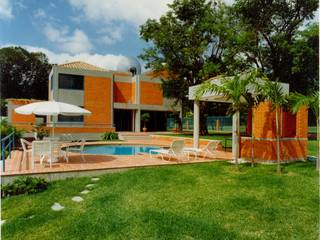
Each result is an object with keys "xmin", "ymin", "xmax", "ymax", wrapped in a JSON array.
[{"xmin": 138, "ymin": 209, "xmax": 247, "ymax": 239}]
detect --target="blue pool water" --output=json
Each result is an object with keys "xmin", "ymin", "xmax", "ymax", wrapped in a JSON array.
[{"xmin": 82, "ymin": 145, "xmax": 161, "ymax": 155}]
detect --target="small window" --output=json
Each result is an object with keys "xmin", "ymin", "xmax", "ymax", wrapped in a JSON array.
[
  {"xmin": 58, "ymin": 115, "xmax": 84, "ymax": 122},
  {"xmin": 58, "ymin": 74, "xmax": 84, "ymax": 90}
]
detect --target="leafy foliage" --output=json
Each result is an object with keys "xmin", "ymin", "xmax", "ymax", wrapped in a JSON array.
[
  {"xmin": 289, "ymin": 91, "xmax": 319, "ymax": 116},
  {"xmin": 233, "ymin": 0, "xmax": 319, "ymax": 94},
  {"xmin": 0, "ymin": 118, "xmax": 24, "ymax": 140},
  {"xmin": 102, "ymin": 132, "xmax": 119, "ymax": 141},
  {"xmin": 1, "ymin": 177, "xmax": 48, "ymax": 198},
  {"xmin": 0, "ymin": 47, "xmax": 51, "ymax": 100},
  {"xmin": 32, "ymin": 124, "xmax": 49, "ymax": 140},
  {"xmin": 141, "ymin": 113, "xmax": 151, "ymax": 123},
  {"xmin": 195, "ymin": 71, "xmax": 261, "ymax": 115}
]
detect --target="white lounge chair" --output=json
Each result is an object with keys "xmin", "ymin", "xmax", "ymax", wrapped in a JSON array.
[
  {"xmin": 149, "ymin": 140, "xmax": 188, "ymax": 161},
  {"xmin": 183, "ymin": 140, "xmax": 220, "ymax": 160},
  {"xmin": 66, "ymin": 139, "xmax": 86, "ymax": 162}
]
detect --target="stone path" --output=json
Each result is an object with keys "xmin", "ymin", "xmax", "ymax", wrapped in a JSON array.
[
  {"xmin": 50, "ymin": 176, "xmax": 100, "ymax": 212},
  {"xmin": 51, "ymin": 203, "xmax": 64, "ymax": 211},
  {"xmin": 72, "ymin": 196, "xmax": 84, "ymax": 202}
]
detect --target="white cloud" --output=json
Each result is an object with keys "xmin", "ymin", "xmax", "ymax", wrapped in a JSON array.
[
  {"xmin": 1, "ymin": 44, "xmax": 126, "ymax": 71},
  {"xmin": 43, "ymin": 24, "xmax": 92, "ymax": 54},
  {"xmin": 98, "ymin": 25, "xmax": 123, "ymax": 45},
  {"xmin": 68, "ymin": 0, "xmax": 172, "ymax": 27},
  {"xmin": 0, "ymin": 0, "xmax": 13, "ymax": 19},
  {"xmin": 34, "ymin": 8, "xmax": 46, "ymax": 18}
]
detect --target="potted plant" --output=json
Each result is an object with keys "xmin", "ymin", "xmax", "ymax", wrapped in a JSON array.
[
  {"xmin": 32, "ymin": 124, "xmax": 49, "ymax": 140},
  {"xmin": 141, "ymin": 113, "xmax": 151, "ymax": 132}
]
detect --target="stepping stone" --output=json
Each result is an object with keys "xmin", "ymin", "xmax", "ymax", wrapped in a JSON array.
[
  {"xmin": 51, "ymin": 203, "xmax": 64, "ymax": 211},
  {"xmin": 86, "ymin": 184, "xmax": 95, "ymax": 188},
  {"xmin": 91, "ymin": 177, "xmax": 100, "ymax": 181},
  {"xmin": 80, "ymin": 190, "xmax": 90, "ymax": 195},
  {"xmin": 0, "ymin": 220, "xmax": 5, "ymax": 225},
  {"xmin": 72, "ymin": 196, "xmax": 84, "ymax": 202}
]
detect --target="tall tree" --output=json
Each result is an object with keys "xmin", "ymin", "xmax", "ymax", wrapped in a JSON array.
[
  {"xmin": 0, "ymin": 47, "xmax": 51, "ymax": 101},
  {"xmin": 259, "ymin": 80, "xmax": 288, "ymax": 173},
  {"xmin": 195, "ymin": 72, "xmax": 257, "ymax": 168},
  {"xmin": 139, "ymin": 0, "xmax": 234, "ymax": 134},
  {"xmin": 232, "ymin": 0, "xmax": 318, "ymax": 94}
]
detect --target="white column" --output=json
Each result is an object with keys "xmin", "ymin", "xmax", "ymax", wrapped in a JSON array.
[
  {"xmin": 135, "ymin": 109, "xmax": 141, "ymax": 132},
  {"xmin": 193, "ymin": 100, "xmax": 200, "ymax": 148},
  {"xmin": 232, "ymin": 111, "xmax": 240, "ymax": 161}
]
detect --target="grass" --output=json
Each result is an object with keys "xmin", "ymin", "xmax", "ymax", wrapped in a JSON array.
[
  {"xmin": 308, "ymin": 140, "xmax": 318, "ymax": 156},
  {"xmin": 2, "ymin": 162, "xmax": 319, "ymax": 240}
]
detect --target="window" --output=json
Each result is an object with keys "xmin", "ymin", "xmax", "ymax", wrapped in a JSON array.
[
  {"xmin": 58, "ymin": 115, "xmax": 84, "ymax": 123},
  {"xmin": 58, "ymin": 74, "xmax": 84, "ymax": 90}
]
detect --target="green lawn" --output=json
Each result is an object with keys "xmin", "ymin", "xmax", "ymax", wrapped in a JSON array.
[
  {"xmin": 2, "ymin": 162, "xmax": 319, "ymax": 240},
  {"xmin": 308, "ymin": 140, "xmax": 318, "ymax": 156}
]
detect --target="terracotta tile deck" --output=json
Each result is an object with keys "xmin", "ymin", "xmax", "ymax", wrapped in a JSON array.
[{"xmin": 1, "ymin": 140, "xmax": 232, "ymax": 177}]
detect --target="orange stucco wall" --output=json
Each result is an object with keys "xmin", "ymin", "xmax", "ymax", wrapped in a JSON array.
[
  {"xmin": 84, "ymin": 76, "xmax": 113, "ymax": 127},
  {"xmin": 241, "ymin": 102, "xmax": 308, "ymax": 161},
  {"xmin": 114, "ymin": 82, "xmax": 135, "ymax": 103},
  {"xmin": 140, "ymin": 81, "xmax": 163, "ymax": 105},
  {"xmin": 253, "ymin": 101, "xmax": 276, "ymax": 138},
  {"xmin": 241, "ymin": 138, "xmax": 307, "ymax": 162},
  {"xmin": 9, "ymin": 99, "xmax": 38, "ymax": 131}
]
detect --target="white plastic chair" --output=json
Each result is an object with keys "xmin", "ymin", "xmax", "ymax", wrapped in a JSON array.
[
  {"xmin": 32, "ymin": 141, "xmax": 51, "ymax": 168},
  {"xmin": 149, "ymin": 140, "xmax": 187, "ymax": 161},
  {"xmin": 20, "ymin": 138, "xmax": 32, "ymax": 165},
  {"xmin": 183, "ymin": 140, "xmax": 220, "ymax": 160}
]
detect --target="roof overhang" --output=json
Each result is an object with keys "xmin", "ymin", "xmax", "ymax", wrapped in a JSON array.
[{"xmin": 188, "ymin": 76, "xmax": 289, "ymax": 103}]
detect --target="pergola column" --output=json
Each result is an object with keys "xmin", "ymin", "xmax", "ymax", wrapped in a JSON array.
[
  {"xmin": 232, "ymin": 111, "xmax": 240, "ymax": 161},
  {"xmin": 193, "ymin": 100, "xmax": 200, "ymax": 148}
]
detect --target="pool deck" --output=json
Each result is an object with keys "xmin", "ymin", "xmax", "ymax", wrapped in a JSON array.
[{"xmin": 1, "ymin": 139, "xmax": 232, "ymax": 181}]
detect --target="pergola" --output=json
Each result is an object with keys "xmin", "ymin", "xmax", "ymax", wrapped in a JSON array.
[{"xmin": 188, "ymin": 76, "xmax": 289, "ymax": 160}]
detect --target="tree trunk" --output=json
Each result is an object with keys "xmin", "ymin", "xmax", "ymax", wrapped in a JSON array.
[
  {"xmin": 251, "ymin": 109, "xmax": 255, "ymax": 167},
  {"xmin": 316, "ymin": 117, "xmax": 319, "ymax": 171},
  {"xmin": 275, "ymin": 107, "xmax": 281, "ymax": 173},
  {"xmin": 178, "ymin": 104, "xmax": 183, "ymax": 132},
  {"xmin": 200, "ymin": 117, "xmax": 208, "ymax": 135},
  {"xmin": 237, "ymin": 111, "xmax": 241, "ymax": 169},
  {"xmin": 199, "ymin": 104, "xmax": 208, "ymax": 136}
]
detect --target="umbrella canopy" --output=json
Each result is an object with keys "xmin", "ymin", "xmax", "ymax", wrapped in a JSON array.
[
  {"xmin": 14, "ymin": 101, "xmax": 91, "ymax": 137},
  {"xmin": 15, "ymin": 101, "xmax": 91, "ymax": 116}
]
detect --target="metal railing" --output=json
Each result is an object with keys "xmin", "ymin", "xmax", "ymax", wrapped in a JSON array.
[{"xmin": 1, "ymin": 131, "xmax": 15, "ymax": 172}]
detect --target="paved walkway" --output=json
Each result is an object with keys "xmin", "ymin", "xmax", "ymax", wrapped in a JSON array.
[{"xmin": 1, "ymin": 139, "xmax": 232, "ymax": 176}]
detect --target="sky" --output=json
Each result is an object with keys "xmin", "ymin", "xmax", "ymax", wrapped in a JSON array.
[
  {"xmin": 0, "ymin": 0, "xmax": 318, "ymax": 71},
  {"xmin": 0, "ymin": 0, "xmax": 176, "ymax": 70}
]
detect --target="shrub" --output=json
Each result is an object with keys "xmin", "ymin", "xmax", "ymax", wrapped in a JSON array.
[
  {"xmin": 0, "ymin": 118, "xmax": 24, "ymax": 140},
  {"xmin": 102, "ymin": 132, "xmax": 119, "ymax": 141},
  {"xmin": 1, "ymin": 176, "xmax": 48, "ymax": 198}
]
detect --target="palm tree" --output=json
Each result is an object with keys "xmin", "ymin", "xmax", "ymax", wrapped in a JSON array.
[
  {"xmin": 259, "ymin": 80, "xmax": 287, "ymax": 173},
  {"xmin": 196, "ymin": 72, "xmax": 256, "ymax": 168},
  {"xmin": 289, "ymin": 91, "xmax": 319, "ymax": 171}
]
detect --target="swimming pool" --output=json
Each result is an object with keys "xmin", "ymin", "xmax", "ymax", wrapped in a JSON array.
[{"xmin": 79, "ymin": 145, "xmax": 161, "ymax": 156}]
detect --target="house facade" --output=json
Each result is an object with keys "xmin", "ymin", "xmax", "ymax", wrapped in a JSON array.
[{"xmin": 7, "ymin": 61, "xmax": 180, "ymax": 137}]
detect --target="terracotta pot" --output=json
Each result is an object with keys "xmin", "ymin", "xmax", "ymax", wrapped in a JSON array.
[{"xmin": 143, "ymin": 127, "xmax": 147, "ymax": 132}]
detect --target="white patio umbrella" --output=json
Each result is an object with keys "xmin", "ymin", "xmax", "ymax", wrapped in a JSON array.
[{"xmin": 14, "ymin": 101, "xmax": 91, "ymax": 136}]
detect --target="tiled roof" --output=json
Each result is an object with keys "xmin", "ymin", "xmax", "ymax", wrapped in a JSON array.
[{"xmin": 58, "ymin": 61, "xmax": 108, "ymax": 72}]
